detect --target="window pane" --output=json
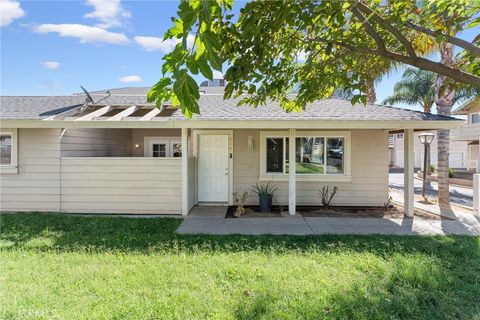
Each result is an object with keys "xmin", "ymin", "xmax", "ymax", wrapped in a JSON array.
[
  {"xmin": 326, "ymin": 138, "xmax": 344, "ymax": 174},
  {"xmin": 472, "ymin": 114, "xmax": 480, "ymax": 123},
  {"xmin": 0, "ymin": 135, "xmax": 12, "ymax": 165},
  {"xmin": 294, "ymin": 137, "xmax": 324, "ymax": 174},
  {"xmin": 172, "ymin": 143, "xmax": 182, "ymax": 157},
  {"xmin": 152, "ymin": 144, "xmax": 166, "ymax": 157},
  {"xmin": 266, "ymin": 138, "xmax": 284, "ymax": 173}
]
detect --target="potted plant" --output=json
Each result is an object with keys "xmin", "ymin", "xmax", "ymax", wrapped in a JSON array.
[{"xmin": 252, "ymin": 182, "xmax": 278, "ymax": 212}]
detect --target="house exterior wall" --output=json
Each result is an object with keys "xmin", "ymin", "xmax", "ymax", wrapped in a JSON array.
[
  {"xmin": 233, "ymin": 129, "xmax": 389, "ymax": 207},
  {"xmin": 1, "ymin": 128, "xmax": 182, "ymax": 214},
  {"xmin": 1, "ymin": 128, "xmax": 61, "ymax": 212},
  {"xmin": 60, "ymin": 157, "xmax": 181, "ymax": 214},
  {"xmin": 131, "ymin": 129, "xmax": 181, "ymax": 157},
  {"xmin": 61, "ymin": 128, "xmax": 131, "ymax": 157},
  {"xmin": 390, "ymin": 131, "xmax": 469, "ymax": 169}
]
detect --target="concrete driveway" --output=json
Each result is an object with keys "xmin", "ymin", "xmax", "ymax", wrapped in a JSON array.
[{"xmin": 389, "ymin": 173, "xmax": 473, "ymax": 208}]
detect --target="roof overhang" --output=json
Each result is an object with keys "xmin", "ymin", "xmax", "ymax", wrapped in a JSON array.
[
  {"xmin": 452, "ymin": 97, "xmax": 480, "ymax": 115},
  {"xmin": 0, "ymin": 118, "xmax": 463, "ymax": 130}
]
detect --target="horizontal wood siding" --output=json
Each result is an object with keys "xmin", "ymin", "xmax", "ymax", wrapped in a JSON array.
[
  {"xmin": 61, "ymin": 128, "xmax": 131, "ymax": 157},
  {"xmin": 233, "ymin": 129, "xmax": 389, "ymax": 207},
  {"xmin": 1, "ymin": 129, "xmax": 61, "ymax": 212},
  {"xmin": 60, "ymin": 158, "xmax": 182, "ymax": 214}
]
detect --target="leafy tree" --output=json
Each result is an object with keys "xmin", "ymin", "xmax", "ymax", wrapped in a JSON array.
[
  {"xmin": 383, "ymin": 68, "xmax": 436, "ymax": 113},
  {"xmin": 149, "ymin": 0, "xmax": 480, "ymax": 117}
]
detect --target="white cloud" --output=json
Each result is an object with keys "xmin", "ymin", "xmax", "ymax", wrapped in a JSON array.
[
  {"xmin": 134, "ymin": 34, "xmax": 195, "ymax": 53},
  {"xmin": 42, "ymin": 61, "xmax": 60, "ymax": 70},
  {"xmin": 0, "ymin": 0, "xmax": 25, "ymax": 27},
  {"xmin": 84, "ymin": 0, "xmax": 131, "ymax": 29},
  {"xmin": 118, "ymin": 75, "xmax": 142, "ymax": 83},
  {"xmin": 33, "ymin": 24, "xmax": 128, "ymax": 45}
]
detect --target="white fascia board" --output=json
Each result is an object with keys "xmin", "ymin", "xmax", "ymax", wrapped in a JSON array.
[
  {"xmin": 0, "ymin": 119, "xmax": 463, "ymax": 130},
  {"xmin": 172, "ymin": 120, "xmax": 464, "ymax": 130},
  {"xmin": 0, "ymin": 119, "xmax": 174, "ymax": 129}
]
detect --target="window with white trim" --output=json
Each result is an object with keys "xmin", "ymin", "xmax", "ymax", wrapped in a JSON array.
[
  {"xmin": 0, "ymin": 129, "xmax": 18, "ymax": 173},
  {"xmin": 260, "ymin": 131, "xmax": 350, "ymax": 181},
  {"xmin": 1, "ymin": 134, "xmax": 12, "ymax": 165},
  {"xmin": 144, "ymin": 137, "xmax": 181, "ymax": 158}
]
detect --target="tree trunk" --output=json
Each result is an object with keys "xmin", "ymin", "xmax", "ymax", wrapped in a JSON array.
[
  {"xmin": 435, "ymin": 42, "xmax": 456, "ymax": 204},
  {"xmin": 366, "ymin": 78, "xmax": 376, "ymax": 104}
]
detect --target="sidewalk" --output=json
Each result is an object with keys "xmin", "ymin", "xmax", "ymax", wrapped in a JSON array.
[{"xmin": 176, "ymin": 205, "xmax": 480, "ymax": 236}]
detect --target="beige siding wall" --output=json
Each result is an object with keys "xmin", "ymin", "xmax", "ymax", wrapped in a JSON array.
[
  {"xmin": 61, "ymin": 128, "xmax": 131, "ymax": 157},
  {"xmin": 233, "ymin": 129, "xmax": 389, "ymax": 207},
  {"xmin": 131, "ymin": 129, "xmax": 181, "ymax": 157},
  {"xmin": 60, "ymin": 158, "xmax": 181, "ymax": 214},
  {"xmin": 1, "ymin": 129, "xmax": 61, "ymax": 212}
]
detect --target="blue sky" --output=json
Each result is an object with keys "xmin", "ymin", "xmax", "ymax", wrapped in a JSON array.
[{"xmin": 1, "ymin": 0, "xmax": 477, "ymax": 112}]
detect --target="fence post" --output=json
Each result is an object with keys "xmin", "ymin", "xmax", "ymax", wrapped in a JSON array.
[{"xmin": 474, "ymin": 174, "xmax": 479, "ymax": 216}]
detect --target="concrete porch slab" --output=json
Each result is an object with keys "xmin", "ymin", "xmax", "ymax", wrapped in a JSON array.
[
  {"xmin": 177, "ymin": 214, "xmax": 480, "ymax": 236},
  {"xmin": 186, "ymin": 206, "xmax": 227, "ymax": 219}
]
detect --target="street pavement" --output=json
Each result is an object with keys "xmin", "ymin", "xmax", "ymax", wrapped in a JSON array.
[{"xmin": 389, "ymin": 173, "xmax": 473, "ymax": 208}]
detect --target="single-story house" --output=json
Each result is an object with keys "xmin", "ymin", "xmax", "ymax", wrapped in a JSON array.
[
  {"xmin": 0, "ymin": 84, "xmax": 462, "ymax": 217},
  {"xmin": 451, "ymin": 97, "xmax": 480, "ymax": 172}
]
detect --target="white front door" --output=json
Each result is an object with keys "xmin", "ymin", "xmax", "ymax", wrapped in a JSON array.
[{"xmin": 198, "ymin": 134, "xmax": 229, "ymax": 202}]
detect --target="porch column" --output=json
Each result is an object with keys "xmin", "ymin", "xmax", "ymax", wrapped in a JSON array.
[
  {"xmin": 181, "ymin": 128, "xmax": 189, "ymax": 216},
  {"xmin": 404, "ymin": 129, "xmax": 415, "ymax": 217},
  {"xmin": 289, "ymin": 129, "xmax": 296, "ymax": 215},
  {"xmin": 474, "ymin": 174, "xmax": 479, "ymax": 216}
]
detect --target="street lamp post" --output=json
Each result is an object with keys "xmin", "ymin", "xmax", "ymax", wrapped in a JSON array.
[{"xmin": 418, "ymin": 133, "xmax": 435, "ymax": 199}]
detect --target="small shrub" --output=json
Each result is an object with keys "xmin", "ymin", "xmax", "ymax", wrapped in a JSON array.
[
  {"xmin": 319, "ymin": 186, "xmax": 338, "ymax": 209},
  {"xmin": 449, "ymin": 168, "xmax": 455, "ymax": 178},
  {"xmin": 384, "ymin": 196, "xmax": 393, "ymax": 209},
  {"xmin": 274, "ymin": 198, "xmax": 285, "ymax": 213},
  {"xmin": 232, "ymin": 191, "xmax": 249, "ymax": 217},
  {"xmin": 251, "ymin": 182, "xmax": 278, "ymax": 198},
  {"xmin": 430, "ymin": 164, "xmax": 435, "ymax": 173}
]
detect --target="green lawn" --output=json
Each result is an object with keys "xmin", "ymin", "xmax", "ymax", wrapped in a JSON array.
[{"xmin": 1, "ymin": 214, "xmax": 480, "ymax": 320}]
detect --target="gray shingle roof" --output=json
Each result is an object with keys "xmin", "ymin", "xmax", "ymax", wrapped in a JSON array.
[
  {"xmin": 0, "ymin": 95, "xmax": 153, "ymax": 119},
  {"xmin": 1, "ymin": 88, "xmax": 457, "ymax": 122},
  {"xmin": 172, "ymin": 96, "xmax": 456, "ymax": 122}
]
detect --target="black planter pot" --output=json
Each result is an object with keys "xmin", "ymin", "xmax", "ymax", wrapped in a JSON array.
[{"xmin": 258, "ymin": 195, "xmax": 273, "ymax": 212}]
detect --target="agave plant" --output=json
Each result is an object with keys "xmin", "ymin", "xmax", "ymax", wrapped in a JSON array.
[{"xmin": 251, "ymin": 182, "xmax": 278, "ymax": 199}]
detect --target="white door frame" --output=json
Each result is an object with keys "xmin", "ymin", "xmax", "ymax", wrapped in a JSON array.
[{"xmin": 193, "ymin": 130, "xmax": 233, "ymax": 205}]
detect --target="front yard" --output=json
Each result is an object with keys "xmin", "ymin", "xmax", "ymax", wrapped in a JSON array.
[{"xmin": 1, "ymin": 213, "xmax": 480, "ymax": 320}]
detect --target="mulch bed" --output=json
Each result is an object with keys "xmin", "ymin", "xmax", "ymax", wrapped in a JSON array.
[
  {"xmin": 299, "ymin": 204, "xmax": 452, "ymax": 220},
  {"xmin": 226, "ymin": 204, "xmax": 452, "ymax": 221},
  {"xmin": 225, "ymin": 205, "xmax": 282, "ymax": 218}
]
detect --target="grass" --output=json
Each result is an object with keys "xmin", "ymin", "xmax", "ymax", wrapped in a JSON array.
[
  {"xmin": 286, "ymin": 163, "xmax": 325, "ymax": 174},
  {"xmin": 1, "ymin": 213, "xmax": 480, "ymax": 320}
]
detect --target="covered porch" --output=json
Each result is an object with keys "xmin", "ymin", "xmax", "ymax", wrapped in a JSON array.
[{"xmin": 179, "ymin": 127, "xmax": 424, "ymax": 218}]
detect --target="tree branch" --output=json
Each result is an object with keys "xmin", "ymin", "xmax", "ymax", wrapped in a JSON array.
[
  {"xmin": 308, "ymin": 37, "xmax": 480, "ymax": 87},
  {"xmin": 355, "ymin": 2, "xmax": 417, "ymax": 59},
  {"xmin": 350, "ymin": 6, "xmax": 386, "ymax": 53},
  {"xmin": 405, "ymin": 21, "xmax": 480, "ymax": 58}
]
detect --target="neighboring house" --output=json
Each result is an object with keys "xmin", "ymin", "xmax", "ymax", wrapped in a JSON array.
[
  {"xmin": 451, "ymin": 97, "xmax": 480, "ymax": 172},
  {"xmin": 0, "ymin": 83, "xmax": 462, "ymax": 216},
  {"xmin": 388, "ymin": 131, "xmax": 468, "ymax": 169}
]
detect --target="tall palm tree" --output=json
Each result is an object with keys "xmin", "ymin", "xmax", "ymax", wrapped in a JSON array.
[{"xmin": 382, "ymin": 68, "xmax": 436, "ymax": 113}]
